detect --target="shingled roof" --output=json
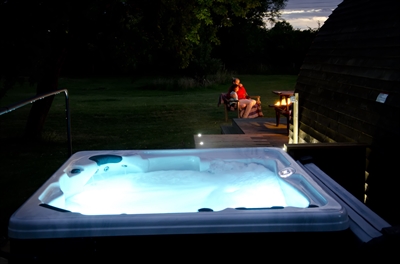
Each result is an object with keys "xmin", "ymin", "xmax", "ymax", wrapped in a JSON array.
[{"xmin": 293, "ymin": 0, "xmax": 400, "ymax": 224}]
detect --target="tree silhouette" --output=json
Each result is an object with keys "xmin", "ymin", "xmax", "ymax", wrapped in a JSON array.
[{"xmin": 0, "ymin": 0, "xmax": 287, "ymax": 139}]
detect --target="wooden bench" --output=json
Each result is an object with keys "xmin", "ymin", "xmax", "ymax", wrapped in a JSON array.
[{"xmin": 219, "ymin": 93, "xmax": 261, "ymax": 122}]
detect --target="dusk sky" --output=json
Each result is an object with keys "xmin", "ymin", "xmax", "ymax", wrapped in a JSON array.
[{"xmin": 280, "ymin": 0, "xmax": 344, "ymax": 30}]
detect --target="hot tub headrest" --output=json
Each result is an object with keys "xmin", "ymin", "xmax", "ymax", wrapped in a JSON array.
[{"xmin": 89, "ymin": 155, "xmax": 123, "ymax": 166}]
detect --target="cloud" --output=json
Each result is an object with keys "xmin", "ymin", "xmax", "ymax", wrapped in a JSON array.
[
  {"xmin": 283, "ymin": 9, "xmax": 323, "ymax": 15},
  {"xmin": 278, "ymin": 0, "xmax": 342, "ymax": 30},
  {"xmin": 283, "ymin": 17, "xmax": 327, "ymax": 30}
]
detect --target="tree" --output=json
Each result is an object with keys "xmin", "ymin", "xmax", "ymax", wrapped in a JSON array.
[
  {"xmin": 215, "ymin": 17, "xmax": 319, "ymax": 74},
  {"xmin": 0, "ymin": 0, "xmax": 287, "ymax": 139},
  {"xmin": 213, "ymin": 1, "xmax": 287, "ymax": 73},
  {"xmin": 0, "ymin": 1, "xmax": 70, "ymax": 139},
  {"xmin": 265, "ymin": 21, "xmax": 319, "ymax": 74}
]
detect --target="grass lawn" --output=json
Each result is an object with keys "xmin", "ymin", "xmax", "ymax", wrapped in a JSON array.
[{"xmin": 0, "ymin": 74, "xmax": 297, "ymax": 237}]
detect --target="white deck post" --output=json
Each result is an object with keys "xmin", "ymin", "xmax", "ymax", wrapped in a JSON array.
[{"xmin": 293, "ymin": 93, "xmax": 299, "ymax": 143}]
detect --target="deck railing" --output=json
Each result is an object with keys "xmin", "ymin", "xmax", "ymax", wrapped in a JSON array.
[{"xmin": 0, "ymin": 89, "xmax": 72, "ymax": 157}]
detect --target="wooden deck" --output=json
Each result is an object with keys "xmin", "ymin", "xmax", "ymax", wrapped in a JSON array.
[{"xmin": 194, "ymin": 117, "xmax": 289, "ymax": 149}]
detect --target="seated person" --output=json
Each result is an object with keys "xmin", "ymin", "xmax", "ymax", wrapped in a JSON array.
[
  {"xmin": 226, "ymin": 84, "xmax": 240, "ymax": 110},
  {"xmin": 229, "ymin": 85, "xmax": 239, "ymax": 105},
  {"xmin": 228, "ymin": 78, "xmax": 256, "ymax": 118}
]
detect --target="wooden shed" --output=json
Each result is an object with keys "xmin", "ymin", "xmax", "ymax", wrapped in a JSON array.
[{"xmin": 289, "ymin": 0, "xmax": 400, "ymax": 225}]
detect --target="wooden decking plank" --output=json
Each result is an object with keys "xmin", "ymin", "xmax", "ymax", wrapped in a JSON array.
[
  {"xmin": 194, "ymin": 117, "xmax": 289, "ymax": 149},
  {"xmin": 233, "ymin": 117, "xmax": 288, "ymax": 134},
  {"xmin": 194, "ymin": 134, "xmax": 285, "ymax": 148}
]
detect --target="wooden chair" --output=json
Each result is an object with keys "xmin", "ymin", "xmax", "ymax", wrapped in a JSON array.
[
  {"xmin": 218, "ymin": 93, "xmax": 240, "ymax": 121},
  {"xmin": 268, "ymin": 91, "xmax": 293, "ymax": 135},
  {"xmin": 249, "ymin": 95, "xmax": 261, "ymax": 104},
  {"xmin": 268, "ymin": 103, "xmax": 292, "ymax": 135}
]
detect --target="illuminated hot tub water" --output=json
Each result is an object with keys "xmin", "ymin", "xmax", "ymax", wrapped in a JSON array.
[
  {"xmin": 9, "ymin": 148, "xmax": 348, "ymax": 240},
  {"xmin": 50, "ymin": 153, "xmax": 309, "ymax": 215}
]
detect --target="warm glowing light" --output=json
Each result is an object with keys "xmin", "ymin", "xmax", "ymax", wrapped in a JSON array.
[
  {"xmin": 200, "ymin": 141, "xmax": 204, "ymax": 145},
  {"xmin": 274, "ymin": 98, "xmax": 291, "ymax": 106},
  {"xmin": 198, "ymin": 133, "xmax": 202, "ymax": 137}
]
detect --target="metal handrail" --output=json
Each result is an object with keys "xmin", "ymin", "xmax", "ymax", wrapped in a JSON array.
[{"xmin": 0, "ymin": 89, "xmax": 72, "ymax": 157}]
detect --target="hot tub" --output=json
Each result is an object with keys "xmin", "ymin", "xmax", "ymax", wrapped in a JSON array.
[{"xmin": 8, "ymin": 147, "xmax": 351, "ymax": 261}]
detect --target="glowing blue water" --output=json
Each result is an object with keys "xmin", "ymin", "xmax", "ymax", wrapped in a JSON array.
[{"xmin": 62, "ymin": 160, "xmax": 309, "ymax": 215}]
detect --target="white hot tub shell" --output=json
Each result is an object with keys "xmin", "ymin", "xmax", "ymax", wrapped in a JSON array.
[{"xmin": 9, "ymin": 147, "xmax": 349, "ymax": 240}]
